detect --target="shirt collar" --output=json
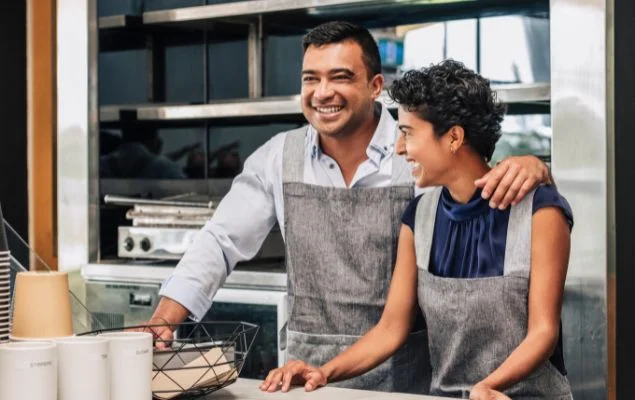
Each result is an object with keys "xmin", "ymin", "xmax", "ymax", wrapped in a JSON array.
[{"xmin": 309, "ymin": 102, "xmax": 396, "ymax": 163}]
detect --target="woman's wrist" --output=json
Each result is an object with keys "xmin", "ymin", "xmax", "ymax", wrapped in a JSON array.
[{"xmin": 318, "ymin": 364, "xmax": 334, "ymax": 383}]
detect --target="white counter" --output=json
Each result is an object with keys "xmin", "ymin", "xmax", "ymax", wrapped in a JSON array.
[{"xmin": 206, "ymin": 379, "xmax": 454, "ymax": 400}]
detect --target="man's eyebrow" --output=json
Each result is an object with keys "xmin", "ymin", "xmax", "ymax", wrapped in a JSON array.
[
  {"xmin": 329, "ymin": 68, "xmax": 355, "ymax": 76},
  {"xmin": 301, "ymin": 68, "xmax": 355, "ymax": 76}
]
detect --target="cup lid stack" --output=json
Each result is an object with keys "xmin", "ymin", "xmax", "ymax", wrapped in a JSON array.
[{"xmin": 0, "ymin": 204, "xmax": 10, "ymax": 343}]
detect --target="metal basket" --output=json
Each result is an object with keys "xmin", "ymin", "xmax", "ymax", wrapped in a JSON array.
[{"xmin": 82, "ymin": 321, "xmax": 259, "ymax": 399}]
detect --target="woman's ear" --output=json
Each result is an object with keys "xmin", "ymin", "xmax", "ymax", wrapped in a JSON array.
[{"xmin": 447, "ymin": 125, "xmax": 465, "ymax": 154}]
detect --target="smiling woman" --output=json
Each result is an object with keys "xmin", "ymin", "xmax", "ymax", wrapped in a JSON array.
[{"xmin": 390, "ymin": 60, "xmax": 505, "ymax": 191}]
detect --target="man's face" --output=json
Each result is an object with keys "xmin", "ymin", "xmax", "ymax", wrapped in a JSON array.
[{"xmin": 301, "ymin": 40, "xmax": 383, "ymax": 138}]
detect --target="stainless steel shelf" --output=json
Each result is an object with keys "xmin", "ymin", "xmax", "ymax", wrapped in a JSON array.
[
  {"xmin": 98, "ymin": 14, "xmax": 142, "ymax": 30},
  {"xmin": 99, "ymin": 83, "xmax": 549, "ymax": 123},
  {"xmin": 142, "ymin": 0, "xmax": 381, "ymax": 25},
  {"xmin": 94, "ymin": 0, "xmax": 546, "ymax": 33}
]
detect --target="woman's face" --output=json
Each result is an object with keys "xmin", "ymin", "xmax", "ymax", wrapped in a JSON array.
[{"xmin": 398, "ymin": 107, "xmax": 454, "ymax": 188}]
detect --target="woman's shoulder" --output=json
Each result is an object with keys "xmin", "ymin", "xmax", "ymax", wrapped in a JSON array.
[{"xmin": 532, "ymin": 185, "xmax": 574, "ymax": 230}]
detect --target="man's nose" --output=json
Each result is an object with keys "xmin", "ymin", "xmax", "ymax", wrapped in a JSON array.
[{"xmin": 314, "ymin": 80, "xmax": 335, "ymax": 101}]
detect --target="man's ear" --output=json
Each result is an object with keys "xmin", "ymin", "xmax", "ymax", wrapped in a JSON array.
[{"xmin": 369, "ymin": 73, "xmax": 384, "ymax": 99}]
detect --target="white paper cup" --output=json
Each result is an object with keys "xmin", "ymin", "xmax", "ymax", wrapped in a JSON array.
[
  {"xmin": 56, "ymin": 337, "xmax": 110, "ymax": 400},
  {"xmin": 0, "ymin": 341, "xmax": 57, "ymax": 400},
  {"xmin": 98, "ymin": 332, "xmax": 152, "ymax": 400}
]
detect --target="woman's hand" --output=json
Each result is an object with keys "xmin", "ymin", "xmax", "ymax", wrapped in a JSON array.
[
  {"xmin": 469, "ymin": 382, "xmax": 512, "ymax": 400},
  {"xmin": 260, "ymin": 360, "xmax": 327, "ymax": 393}
]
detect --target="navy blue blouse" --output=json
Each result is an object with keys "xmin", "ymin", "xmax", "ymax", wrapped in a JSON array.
[{"xmin": 401, "ymin": 184, "xmax": 574, "ymax": 375}]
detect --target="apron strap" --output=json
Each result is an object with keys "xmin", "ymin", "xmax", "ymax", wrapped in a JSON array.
[
  {"xmin": 503, "ymin": 188, "xmax": 537, "ymax": 278},
  {"xmin": 414, "ymin": 187, "xmax": 443, "ymax": 271},
  {"xmin": 282, "ymin": 126, "xmax": 310, "ymax": 184}
]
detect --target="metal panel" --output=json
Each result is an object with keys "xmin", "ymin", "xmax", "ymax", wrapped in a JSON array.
[
  {"xmin": 57, "ymin": 0, "xmax": 99, "ymax": 272},
  {"xmin": 551, "ymin": 0, "xmax": 609, "ymax": 398}
]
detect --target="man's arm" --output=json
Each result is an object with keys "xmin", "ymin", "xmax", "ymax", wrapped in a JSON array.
[
  {"xmin": 150, "ymin": 134, "xmax": 284, "ymax": 329},
  {"xmin": 475, "ymin": 155, "xmax": 551, "ymax": 209}
]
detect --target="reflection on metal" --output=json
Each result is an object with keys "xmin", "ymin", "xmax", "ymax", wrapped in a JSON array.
[
  {"xmin": 98, "ymin": 14, "xmax": 141, "ymax": 30},
  {"xmin": 83, "ymin": 263, "xmax": 287, "ymax": 291},
  {"xmin": 551, "ymin": 0, "xmax": 608, "ymax": 398},
  {"xmin": 140, "ymin": 0, "xmax": 545, "ymax": 29},
  {"xmin": 57, "ymin": 0, "xmax": 98, "ymax": 272},
  {"xmin": 142, "ymin": 0, "xmax": 394, "ymax": 24},
  {"xmin": 100, "ymin": 83, "xmax": 549, "ymax": 122},
  {"xmin": 248, "ymin": 16, "xmax": 263, "ymax": 98}
]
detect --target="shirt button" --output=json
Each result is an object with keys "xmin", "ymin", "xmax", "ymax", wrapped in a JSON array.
[{"xmin": 329, "ymin": 164, "xmax": 335, "ymax": 169}]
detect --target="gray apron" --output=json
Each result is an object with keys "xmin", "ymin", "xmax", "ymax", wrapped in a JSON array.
[
  {"xmin": 282, "ymin": 127, "xmax": 431, "ymax": 393},
  {"xmin": 415, "ymin": 187, "xmax": 573, "ymax": 399}
]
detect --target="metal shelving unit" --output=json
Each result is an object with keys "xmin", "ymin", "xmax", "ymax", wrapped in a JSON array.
[
  {"xmin": 99, "ymin": 0, "xmax": 547, "ymax": 33},
  {"xmin": 99, "ymin": 83, "xmax": 550, "ymax": 124}
]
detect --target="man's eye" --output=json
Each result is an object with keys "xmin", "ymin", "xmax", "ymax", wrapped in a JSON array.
[
  {"xmin": 333, "ymin": 75, "xmax": 350, "ymax": 81},
  {"xmin": 302, "ymin": 76, "xmax": 317, "ymax": 82}
]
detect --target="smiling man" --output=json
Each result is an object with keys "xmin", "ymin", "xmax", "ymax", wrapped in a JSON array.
[{"xmin": 147, "ymin": 21, "xmax": 551, "ymax": 394}]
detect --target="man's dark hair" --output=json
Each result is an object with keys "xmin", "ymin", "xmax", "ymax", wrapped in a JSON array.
[
  {"xmin": 388, "ymin": 60, "xmax": 505, "ymax": 161},
  {"xmin": 303, "ymin": 21, "xmax": 381, "ymax": 80}
]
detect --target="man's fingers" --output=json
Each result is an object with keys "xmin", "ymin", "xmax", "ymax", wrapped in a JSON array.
[
  {"xmin": 511, "ymin": 177, "xmax": 538, "ymax": 206},
  {"xmin": 488, "ymin": 163, "xmax": 520, "ymax": 208},
  {"xmin": 497, "ymin": 173, "xmax": 527, "ymax": 209},
  {"xmin": 476, "ymin": 162, "xmax": 509, "ymax": 200}
]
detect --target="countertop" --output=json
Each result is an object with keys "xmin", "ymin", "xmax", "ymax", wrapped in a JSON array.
[{"xmin": 203, "ymin": 379, "xmax": 454, "ymax": 399}]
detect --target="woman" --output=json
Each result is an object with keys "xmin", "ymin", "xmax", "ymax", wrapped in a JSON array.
[{"xmin": 260, "ymin": 60, "xmax": 573, "ymax": 399}]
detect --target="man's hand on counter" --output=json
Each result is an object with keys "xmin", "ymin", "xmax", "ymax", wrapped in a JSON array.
[{"xmin": 260, "ymin": 360, "xmax": 327, "ymax": 393}]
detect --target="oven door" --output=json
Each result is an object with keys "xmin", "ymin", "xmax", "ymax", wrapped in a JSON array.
[{"xmin": 188, "ymin": 288, "xmax": 288, "ymax": 379}]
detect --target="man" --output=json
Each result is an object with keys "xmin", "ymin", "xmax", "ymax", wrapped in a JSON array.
[{"xmin": 146, "ymin": 21, "xmax": 550, "ymax": 394}]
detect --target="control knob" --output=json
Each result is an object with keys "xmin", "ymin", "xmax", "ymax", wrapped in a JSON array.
[{"xmin": 140, "ymin": 237, "xmax": 152, "ymax": 252}]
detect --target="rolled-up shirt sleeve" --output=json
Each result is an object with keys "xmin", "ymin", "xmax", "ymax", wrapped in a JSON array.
[{"xmin": 159, "ymin": 133, "xmax": 285, "ymax": 321}]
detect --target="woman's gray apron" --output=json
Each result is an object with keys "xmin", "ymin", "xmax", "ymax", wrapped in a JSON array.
[
  {"xmin": 415, "ymin": 187, "xmax": 573, "ymax": 399},
  {"xmin": 282, "ymin": 127, "xmax": 431, "ymax": 393}
]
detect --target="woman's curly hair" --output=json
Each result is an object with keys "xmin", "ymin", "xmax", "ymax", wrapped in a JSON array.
[{"xmin": 388, "ymin": 60, "xmax": 505, "ymax": 161}]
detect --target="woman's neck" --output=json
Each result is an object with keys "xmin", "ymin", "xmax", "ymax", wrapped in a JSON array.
[{"xmin": 443, "ymin": 153, "xmax": 491, "ymax": 204}]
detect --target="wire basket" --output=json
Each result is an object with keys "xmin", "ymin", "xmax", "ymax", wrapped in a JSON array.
[{"xmin": 82, "ymin": 321, "xmax": 259, "ymax": 399}]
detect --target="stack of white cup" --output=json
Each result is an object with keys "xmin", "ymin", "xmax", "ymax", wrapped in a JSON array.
[
  {"xmin": 0, "ymin": 250, "xmax": 9, "ymax": 343},
  {"xmin": 0, "ymin": 331, "xmax": 153, "ymax": 400}
]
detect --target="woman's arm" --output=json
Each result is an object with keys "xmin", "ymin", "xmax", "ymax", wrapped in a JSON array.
[
  {"xmin": 473, "ymin": 207, "xmax": 570, "ymax": 393},
  {"xmin": 260, "ymin": 224, "xmax": 420, "ymax": 392}
]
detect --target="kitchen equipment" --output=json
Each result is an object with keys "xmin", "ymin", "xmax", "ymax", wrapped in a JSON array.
[
  {"xmin": 84, "ymin": 280, "xmax": 288, "ymax": 378},
  {"xmin": 105, "ymin": 194, "xmax": 215, "ymax": 260}
]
